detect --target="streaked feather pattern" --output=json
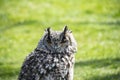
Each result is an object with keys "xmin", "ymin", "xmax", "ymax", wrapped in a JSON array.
[{"xmin": 18, "ymin": 26, "xmax": 77, "ymax": 80}]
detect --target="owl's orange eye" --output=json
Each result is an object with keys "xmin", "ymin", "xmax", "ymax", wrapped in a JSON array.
[{"xmin": 61, "ymin": 36, "xmax": 67, "ymax": 43}]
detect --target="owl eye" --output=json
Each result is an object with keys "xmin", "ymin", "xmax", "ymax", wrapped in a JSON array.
[{"xmin": 61, "ymin": 36, "xmax": 68, "ymax": 43}]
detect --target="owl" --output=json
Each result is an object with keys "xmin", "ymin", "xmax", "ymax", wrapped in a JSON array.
[{"xmin": 18, "ymin": 26, "xmax": 77, "ymax": 80}]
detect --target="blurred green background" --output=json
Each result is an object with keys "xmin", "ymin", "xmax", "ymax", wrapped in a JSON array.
[{"xmin": 0, "ymin": 0, "xmax": 120, "ymax": 80}]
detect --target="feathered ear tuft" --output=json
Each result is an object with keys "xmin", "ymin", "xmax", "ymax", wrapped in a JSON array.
[
  {"xmin": 63, "ymin": 26, "xmax": 72, "ymax": 33},
  {"xmin": 63, "ymin": 25, "xmax": 68, "ymax": 34},
  {"xmin": 61, "ymin": 26, "xmax": 68, "ymax": 43},
  {"xmin": 47, "ymin": 27, "xmax": 51, "ymax": 35},
  {"xmin": 46, "ymin": 27, "xmax": 51, "ymax": 43}
]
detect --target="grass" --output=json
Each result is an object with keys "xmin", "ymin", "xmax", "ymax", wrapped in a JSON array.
[{"xmin": 0, "ymin": 0, "xmax": 120, "ymax": 80}]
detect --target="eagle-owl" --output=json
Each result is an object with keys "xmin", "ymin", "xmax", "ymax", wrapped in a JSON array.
[{"xmin": 18, "ymin": 26, "xmax": 77, "ymax": 80}]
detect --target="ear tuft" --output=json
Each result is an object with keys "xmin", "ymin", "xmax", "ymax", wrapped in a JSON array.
[
  {"xmin": 45, "ymin": 27, "xmax": 51, "ymax": 35},
  {"xmin": 63, "ymin": 25, "xmax": 68, "ymax": 34},
  {"xmin": 47, "ymin": 27, "xmax": 51, "ymax": 33},
  {"xmin": 45, "ymin": 27, "xmax": 51, "ymax": 43}
]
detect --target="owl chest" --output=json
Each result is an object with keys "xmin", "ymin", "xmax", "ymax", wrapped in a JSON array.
[
  {"xmin": 40, "ymin": 53, "xmax": 74, "ymax": 79},
  {"xmin": 43, "ymin": 53, "xmax": 74, "ymax": 68}
]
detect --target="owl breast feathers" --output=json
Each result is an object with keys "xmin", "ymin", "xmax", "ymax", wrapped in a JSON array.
[{"xmin": 18, "ymin": 26, "xmax": 77, "ymax": 80}]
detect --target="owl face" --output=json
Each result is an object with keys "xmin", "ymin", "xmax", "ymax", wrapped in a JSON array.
[{"xmin": 43, "ymin": 26, "xmax": 74, "ymax": 53}]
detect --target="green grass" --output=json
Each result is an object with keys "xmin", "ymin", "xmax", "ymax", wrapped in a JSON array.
[{"xmin": 0, "ymin": 0, "xmax": 120, "ymax": 80}]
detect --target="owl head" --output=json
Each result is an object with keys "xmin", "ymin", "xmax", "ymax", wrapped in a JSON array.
[{"xmin": 38, "ymin": 26, "xmax": 77, "ymax": 53}]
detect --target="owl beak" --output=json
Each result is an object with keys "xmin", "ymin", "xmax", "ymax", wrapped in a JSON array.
[{"xmin": 54, "ymin": 44, "xmax": 59, "ymax": 52}]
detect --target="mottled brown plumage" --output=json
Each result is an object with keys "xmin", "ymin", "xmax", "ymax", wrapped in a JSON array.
[{"xmin": 18, "ymin": 26, "xmax": 77, "ymax": 80}]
